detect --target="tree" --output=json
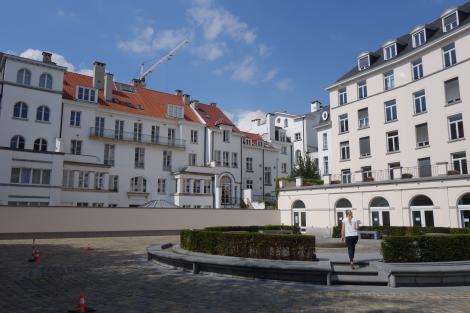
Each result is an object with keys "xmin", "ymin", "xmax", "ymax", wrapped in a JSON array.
[{"xmin": 291, "ymin": 154, "xmax": 320, "ymax": 180}]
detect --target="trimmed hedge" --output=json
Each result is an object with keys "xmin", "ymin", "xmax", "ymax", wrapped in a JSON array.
[
  {"xmin": 204, "ymin": 225, "xmax": 300, "ymax": 234},
  {"xmin": 381, "ymin": 234, "xmax": 470, "ymax": 262},
  {"xmin": 180, "ymin": 226, "xmax": 314, "ymax": 261},
  {"xmin": 332, "ymin": 225, "xmax": 470, "ymax": 238}
]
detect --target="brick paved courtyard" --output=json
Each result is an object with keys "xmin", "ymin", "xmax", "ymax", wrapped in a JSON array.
[{"xmin": 1, "ymin": 236, "xmax": 470, "ymax": 313}]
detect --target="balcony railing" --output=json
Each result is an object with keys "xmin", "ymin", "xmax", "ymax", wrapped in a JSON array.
[{"xmin": 89, "ymin": 127, "xmax": 186, "ymax": 149}]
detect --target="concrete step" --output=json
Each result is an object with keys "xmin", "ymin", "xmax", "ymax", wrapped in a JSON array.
[
  {"xmin": 332, "ymin": 264, "xmax": 378, "ymax": 276},
  {"xmin": 331, "ymin": 274, "xmax": 388, "ymax": 286}
]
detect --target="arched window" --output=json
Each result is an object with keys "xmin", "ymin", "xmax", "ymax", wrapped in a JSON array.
[
  {"xmin": 10, "ymin": 135, "xmax": 25, "ymax": 150},
  {"xmin": 292, "ymin": 200, "xmax": 306, "ymax": 208},
  {"xmin": 130, "ymin": 176, "xmax": 147, "ymax": 192},
  {"xmin": 295, "ymin": 150, "xmax": 302, "ymax": 164},
  {"xmin": 220, "ymin": 176, "xmax": 232, "ymax": 205},
  {"xmin": 36, "ymin": 105, "xmax": 50, "ymax": 122},
  {"xmin": 33, "ymin": 138, "xmax": 47, "ymax": 151},
  {"xmin": 370, "ymin": 197, "xmax": 390, "ymax": 208},
  {"xmin": 277, "ymin": 118, "xmax": 281, "ymax": 123},
  {"xmin": 13, "ymin": 102, "xmax": 28, "ymax": 119},
  {"xmin": 410, "ymin": 195, "xmax": 433, "ymax": 207},
  {"xmin": 39, "ymin": 73, "xmax": 53, "ymax": 89},
  {"xmin": 370, "ymin": 197, "xmax": 391, "ymax": 226},
  {"xmin": 458, "ymin": 193, "xmax": 470, "ymax": 206},
  {"xmin": 336, "ymin": 198, "xmax": 352, "ymax": 209},
  {"xmin": 410, "ymin": 195, "xmax": 434, "ymax": 227},
  {"xmin": 16, "ymin": 68, "xmax": 31, "ymax": 85}
]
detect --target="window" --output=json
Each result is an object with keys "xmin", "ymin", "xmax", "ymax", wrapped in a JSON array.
[
  {"xmin": 338, "ymin": 88, "xmax": 348, "ymax": 105},
  {"xmin": 78, "ymin": 171, "xmax": 90, "ymax": 188},
  {"xmin": 168, "ymin": 128, "xmax": 176, "ymax": 143},
  {"xmin": 156, "ymin": 178, "xmax": 166, "ymax": 194},
  {"xmin": 17, "ymin": 68, "xmax": 32, "ymax": 85},
  {"xmin": 383, "ymin": 43, "xmax": 397, "ymax": 60},
  {"xmin": 323, "ymin": 156, "xmax": 329, "ymax": 175},
  {"xmin": 246, "ymin": 179, "xmax": 253, "ymax": 190},
  {"xmin": 11, "ymin": 167, "xmax": 50, "ymax": 185},
  {"xmin": 39, "ymin": 73, "xmax": 53, "ymax": 89},
  {"xmin": 443, "ymin": 11, "xmax": 459, "ymax": 32},
  {"xmin": 264, "ymin": 167, "xmax": 272, "ymax": 185},
  {"xmin": 418, "ymin": 157, "xmax": 432, "ymax": 178},
  {"xmin": 36, "ymin": 106, "xmax": 50, "ymax": 122},
  {"xmin": 358, "ymin": 108, "xmax": 369, "ymax": 129},
  {"xmin": 204, "ymin": 180, "xmax": 211, "ymax": 194},
  {"xmin": 415, "ymin": 123, "xmax": 429, "ymax": 147},
  {"xmin": 94, "ymin": 117, "xmax": 105, "ymax": 137},
  {"xmin": 190, "ymin": 130, "xmax": 198, "ymax": 144},
  {"xmin": 151, "ymin": 125, "xmax": 160, "ymax": 143},
  {"xmin": 10, "ymin": 135, "xmax": 25, "ymax": 150},
  {"xmin": 412, "ymin": 59, "xmax": 423, "ymax": 80},
  {"xmin": 223, "ymin": 130, "xmax": 230, "ymax": 142},
  {"xmin": 281, "ymin": 162, "xmax": 287, "ymax": 173},
  {"xmin": 33, "ymin": 138, "xmax": 47, "ymax": 152},
  {"xmin": 361, "ymin": 166, "xmax": 372, "ymax": 181},
  {"xmin": 193, "ymin": 180, "xmax": 201, "ymax": 193},
  {"xmin": 130, "ymin": 177, "xmax": 147, "ymax": 192},
  {"xmin": 214, "ymin": 150, "xmax": 221, "ymax": 166},
  {"xmin": 384, "ymin": 100, "xmax": 397, "ymax": 122},
  {"xmin": 322, "ymin": 133, "xmax": 328, "ymax": 150},
  {"xmin": 70, "ymin": 111, "xmax": 81, "ymax": 127},
  {"xmin": 163, "ymin": 151, "xmax": 172, "ymax": 171},
  {"xmin": 281, "ymin": 146, "xmax": 287, "ymax": 154},
  {"xmin": 357, "ymin": 80, "xmax": 367, "ymax": 99},
  {"xmin": 387, "ymin": 131, "xmax": 400, "ymax": 152},
  {"xmin": 340, "ymin": 141, "xmax": 350, "ymax": 160},
  {"xmin": 167, "ymin": 104, "xmax": 184, "ymax": 118},
  {"xmin": 62, "ymin": 170, "xmax": 74, "ymax": 188},
  {"xmin": 76, "ymin": 86, "xmax": 97, "ymax": 102},
  {"xmin": 71, "ymin": 140, "xmax": 82, "ymax": 155},
  {"xmin": 109, "ymin": 175, "xmax": 119, "ymax": 192},
  {"xmin": 443, "ymin": 43, "xmax": 457, "ymax": 68},
  {"xmin": 244, "ymin": 138, "xmax": 252, "ymax": 145},
  {"xmin": 383, "ymin": 71, "xmax": 395, "ymax": 90},
  {"xmin": 341, "ymin": 169, "xmax": 351, "ymax": 184},
  {"xmin": 94, "ymin": 172, "xmax": 105, "ymax": 190},
  {"xmin": 246, "ymin": 157, "xmax": 253, "ymax": 172},
  {"xmin": 448, "ymin": 114, "xmax": 464, "ymax": 140},
  {"xmin": 412, "ymin": 29, "xmax": 426, "ymax": 47},
  {"xmin": 295, "ymin": 150, "xmax": 302, "ymax": 164},
  {"xmin": 339, "ymin": 114, "xmax": 349, "ymax": 133},
  {"xmin": 13, "ymin": 102, "xmax": 28, "ymax": 119},
  {"xmin": 104, "ymin": 144, "xmax": 115, "ymax": 166},
  {"xmin": 231, "ymin": 152, "xmax": 238, "ymax": 168},
  {"xmin": 413, "ymin": 90, "xmax": 427, "ymax": 114},
  {"xmin": 134, "ymin": 147, "xmax": 145, "ymax": 169},
  {"xmin": 184, "ymin": 179, "xmax": 191, "ymax": 193},
  {"xmin": 277, "ymin": 118, "xmax": 281, "ymax": 123},
  {"xmin": 358, "ymin": 55, "xmax": 370, "ymax": 70},
  {"xmin": 133, "ymin": 123, "xmax": 142, "ymax": 141},
  {"xmin": 284, "ymin": 119, "xmax": 288, "ymax": 127},
  {"xmin": 452, "ymin": 152, "xmax": 468, "ymax": 174},
  {"xmin": 188, "ymin": 153, "xmax": 197, "ymax": 166},
  {"xmin": 359, "ymin": 136, "xmax": 371, "ymax": 157},
  {"xmin": 295, "ymin": 133, "xmax": 301, "ymax": 141},
  {"xmin": 223, "ymin": 151, "xmax": 230, "ymax": 167},
  {"xmin": 445, "ymin": 78, "xmax": 461, "ymax": 105},
  {"xmin": 115, "ymin": 120, "xmax": 124, "ymax": 140}
]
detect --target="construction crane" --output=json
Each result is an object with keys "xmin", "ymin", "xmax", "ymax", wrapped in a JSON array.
[{"xmin": 136, "ymin": 39, "xmax": 190, "ymax": 86}]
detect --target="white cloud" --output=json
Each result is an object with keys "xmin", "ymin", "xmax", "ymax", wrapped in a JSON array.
[
  {"xmin": 275, "ymin": 78, "xmax": 292, "ymax": 91},
  {"xmin": 18, "ymin": 49, "xmax": 92, "ymax": 75},
  {"xmin": 231, "ymin": 56, "xmax": 257, "ymax": 82},
  {"xmin": 193, "ymin": 42, "xmax": 225, "ymax": 61},
  {"xmin": 264, "ymin": 68, "xmax": 278, "ymax": 81},
  {"xmin": 117, "ymin": 27, "xmax": 189, "ymax": 54},
  {"xmin": 257, "ymin": 43, "xmax": 269, "ymax": 56},
  {"xmin": 229, "ymin": 109, "xmax": 267, "ymax": 132}
]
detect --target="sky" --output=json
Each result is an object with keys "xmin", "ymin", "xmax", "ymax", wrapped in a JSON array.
[{"xmin": 0, "ymin": 0, "xmax": 461, "ymax": 131}]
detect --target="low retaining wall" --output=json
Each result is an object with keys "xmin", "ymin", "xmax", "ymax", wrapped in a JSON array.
[{"xmin": 0, "ymin": 206, "xmax": 280, "ymax": 238}]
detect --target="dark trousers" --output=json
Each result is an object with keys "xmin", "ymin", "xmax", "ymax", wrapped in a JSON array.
[{"xmin": 345, "ymin": 236, "xmax": 359, "ymax": 262}]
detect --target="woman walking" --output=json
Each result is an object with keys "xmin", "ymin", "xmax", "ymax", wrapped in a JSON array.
[{"xmin": 341, "ymin": 209, "xmax": 360, "ymax": 269}]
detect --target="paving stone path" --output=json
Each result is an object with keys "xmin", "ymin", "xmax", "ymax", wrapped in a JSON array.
[{"xmin": 1, "ymin": 236, "xmax": 470, "ymax": 313}]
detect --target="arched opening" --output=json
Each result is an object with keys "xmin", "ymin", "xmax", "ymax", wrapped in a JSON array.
[
  {"xmin": 39, "ymin": 73, "xmax": 53, "ymax": 89},
  {"xmin": 33, "ymin": 138, "xmax": 47, "ymax": 152},
  {"xmin": 458, "ymin": 193, "xmax": 470, "ymax": 228},
  {"xmin": 17, "ymin": 68, "xmax": 31, "ymax": 85},
  {"xmin": 335, "ymin": 198, "xmax": 352, "ymax": 226},
  {"xmin": 10, "ymin": 135, "xmax": 25, "ymax": 150},
  {"xmin": 410, "ymin": 195, "xmax": 434, "ymax": 227},
  {"xmin": 36, "ymin": 105, "xmax": 50, "ymax": 122},
  {"xmin": 369, "ymin": 197, "xmax": 391, "ymax": 226},
  {"xmin": 292, "ymin": 200, "xmax": 306, "ymax": 233},
  {"xmin": 13, "ymin": 102, "xmax": 28, "ymax": 119},
  {"xmin": 220, "ymin": 175, "xmax": 232, "ymax": 205}
]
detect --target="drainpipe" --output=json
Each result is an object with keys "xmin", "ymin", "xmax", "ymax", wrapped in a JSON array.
[
  {"xmin": 240, "ymin": 135, "xmax": 243, "ymax": 205},
  {"xmin": 262, "ymin": 148, "xmax": 265, "ymax": 198},
  {"xmin": 302, "ymin": 117, "xmax": 306, "ymax": 156},
  {"xmin": 59, "ymin": 102, "xmax": 64, "ymax": 138},
  {"xmin": 203, "ymin": 126, "xmax": 207, "ymax": 164}
]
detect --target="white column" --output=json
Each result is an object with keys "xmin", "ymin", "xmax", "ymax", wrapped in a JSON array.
[{"xmin": 200, "ymin": 179, "xmax": 205, "ymax": 194}]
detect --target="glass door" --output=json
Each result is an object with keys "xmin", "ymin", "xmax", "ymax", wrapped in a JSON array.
[
  {"xmin": 371, "ymin": 210, "xmax": 391, "ymax": 226},
  {"xmin": 460, "ymin": 210, "xmax": 470, "ymax": 228},
  {"xmin": 336, "ymin": 211, "xmax": 344, "ymax": 226},
  {"xmin": 411, "ymin": 209, "xmax": 434, "ymax": 226},
  {"xmin": 293, "ymin": 210, "xmax": 306, "ymax": 233}
]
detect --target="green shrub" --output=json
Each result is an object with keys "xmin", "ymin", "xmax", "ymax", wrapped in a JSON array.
[
  {"xmin": 331, "ymin": 226, "xmax": 470, "ymax": 238},
  {"xmin": 382, "ymin": 234, "xmax": 470, "ymax": 262},
  {"xmin": 180, "ymin": 227, "xmax": 314, "ymax": 261},
  {"xmin": 203, "ymin": 225, "xmax": 301, "ymax": 234},
  {"xmin": 332, "ymin": 226, "xmax": 342, "ymax": 238}
]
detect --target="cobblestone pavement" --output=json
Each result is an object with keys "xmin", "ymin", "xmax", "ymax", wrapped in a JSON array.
[{"xmin": 1, "ymin": 236, "xmax": 470, "ymax": 313}]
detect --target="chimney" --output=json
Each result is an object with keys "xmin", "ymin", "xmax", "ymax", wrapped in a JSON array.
[
  {"xmin": 93, "ymin": 61, "xmax": 106, "ymax": 89},
  {"xmin": 104, "ymin": 73, "xmax": 113, "ymax": 101},
  {"xmin": 175, "ymin": 89, "xmax": 183, "ymax": 96},
  {"xmin": 42, "ymin": 52, "xmax": 52, "ymax": 63},
  {"xmin": 183, "ymin": 94, "xmax": 191, "ymax": 105},
  {"xmin": 210, "ymin": 102, "xmax": 217, "ymax": 107},
  {"xmin": 310, "ymin": 100, "xmax": 321, "ymax": 112}
]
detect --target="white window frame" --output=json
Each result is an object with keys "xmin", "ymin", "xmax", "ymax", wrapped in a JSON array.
[
  {"xmin": 412, "ymin": 59, "xmax": 423, "ymax": 80},
  {"xmin": 167, "ymin": 104, "xmax": 184, "ymax": 119},
  {"xmin": 264, "ymin": 167, "xmax": 272, "ymax": 186},
  {"xmin": 134, "ymin": 147, "xmax": 145, "ymax": 169},
  {"xmin": 359, "ymin": 136, "xmax": 371, "ymax": 157},
  {"xmin": 384, "ymin": 100, "xmax": 397, "ymax": 122},
  {"xmin": 70, "ymin": 111, "xmax": 81, "ymax": 127},
  {"xmin": 76, "ymin": 86, "xmax": 97, "ymax": 103},
  {"xmin": 358, "ymin": 108, "xmax": 369, "ymax": 129},
  {"xmin": 357, "ymin": 55, "xmax": 370, "ymax": 71},
  {"xmin": 246, "ymin": 157, "xmax": 253, "ymax": 172},
  {"xmin": 223, "ymin": 151, "xmax": 230, "ymax": 167},
  {"xmin": 190, "ymin": 130, "xmax": 198, "ymax": 144},
  {"xmin": 163, "ymin": 151, "xmax": 172, "ymax": 171},
  {"xmin": 339, "ymin": 114, "xmax": 349, "ymax": 133},
  {"xmin": 412, "ymin": 29, "xmax": 426, "ymax": 48},
  {"xmin": 387, "ymin": 131, "xmax": 400, "ymax": 153},
  {"xmin": 295, "ymin": 133, "xmax": 301, "ymax": 141},
  {"xmin": 340, "ymin": 141, "xmax": 350, "ymax": 161},
  {"xmin": 281, "ymin": 163, "xmax": 287, "ymax": 173},
  {"xmin": 71, "ymin": 140, "xmax": 82, "ymax": 155},
  {"xmin": 323, "ymin": 156, "xmax": 329, "ymax": 175},
  {"xmin": 246, "ymin": 179, "xmax": 253, "ymax": 190},
  {"xmin": 448, "ymin": 114, "xmax": 464, "ymax": 141},
  {"xmin": 322, "ymin": 133, "xmax": 328, "ymax": 150},
  {"xmin": 442, "ymin": 11, "xmax": 459, "ymax": 33},
  {"xmin": 383, "ymin": 71, "xmax": 395, "ymax": 90},
  {"xmin": 338, "ymin": 88, "xmax": 347, "ymax": 105},
  {"xmin": 341, "ymin": 169, "xmax": 351, "ymax": 184},
  {"xmin": 415, "ymin": 123, "xmax": 430, "ymax": 147},
  {"xmin": 223, "ymin": 130, "xmax": 231, "ymax": 143},
  {"xmin": 231, "ymin": 152, "xmax": 238, "ymax": 168},
  {"xmin": 443, "ymin": 43, "xmax": 457, "ymax": 68},
  {"xmin": 188, "ymin": 153, "xmax": 197, "ymax": 166},
  {"xmin": 357, "ymin": 80, "xmax": 367, "ymax": 99},
  {"xmin": 413, "ymin": 90, "xmax": 427, "ymax": 114},
  {"xmin": 383, "ymin": 43, "xmax": 397, "ymax": 60}
]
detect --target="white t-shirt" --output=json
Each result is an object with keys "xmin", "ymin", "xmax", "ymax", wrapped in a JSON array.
[{"xmin": 343, "ymin": 217, "xmax": 359, "ymax": 237}]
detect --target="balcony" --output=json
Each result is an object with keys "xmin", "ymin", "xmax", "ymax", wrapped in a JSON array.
[{"xmin": 89, "ymin": 127, "xmax": 186, "ymax": 149}]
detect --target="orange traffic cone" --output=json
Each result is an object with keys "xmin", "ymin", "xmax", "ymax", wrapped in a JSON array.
[{"xmin": 68, "ymin": 293, "xmax": 96, "ymax": 313}]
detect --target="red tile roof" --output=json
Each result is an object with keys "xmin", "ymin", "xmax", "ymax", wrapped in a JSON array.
[
  {"xmin": 240, "ymin": 131, "xmax": 272, "ymax": 148},
  {"xmin": 62, "ymin": 71, "xmax": 202, "ymax": 124},
  {"xmin": 195, "ymin": 103, "xmax": 240, "ymax": 132}
]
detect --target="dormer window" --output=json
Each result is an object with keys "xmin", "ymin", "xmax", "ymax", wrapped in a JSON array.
[
  {"xmin": 383, "ymin": 43, "xmax": 397, "ymax": 60},
  {"xmin": 412, "ymin": 29, "xmax": 426, "ymax": 48},
  {"xmin": 442, "ymin": 10, "xmax": 459, "ymax": 32},
  {"xmin": 167, "ymin": 104, "xmax": 184, "ymax": 119},
  {"xmin": 76, "ymin": 86, "xmax": 97, "ymax": 103},
  {"xmin": 357, "ymin": 53, "xmax": 370, "ymax": 71},
  {"xmin": 244, "ymin": 138, "xmax": 252, "ymax": 145}
]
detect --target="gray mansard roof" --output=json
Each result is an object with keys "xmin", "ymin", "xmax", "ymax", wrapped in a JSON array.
[{"xmin": 333, "ymin": 2, "xmax": 470, "ymax": 85}]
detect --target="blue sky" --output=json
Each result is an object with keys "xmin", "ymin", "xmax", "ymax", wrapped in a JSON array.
[{"xmin": 0, "ymin": 0, "xmax": 460, "ymax": 130}]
